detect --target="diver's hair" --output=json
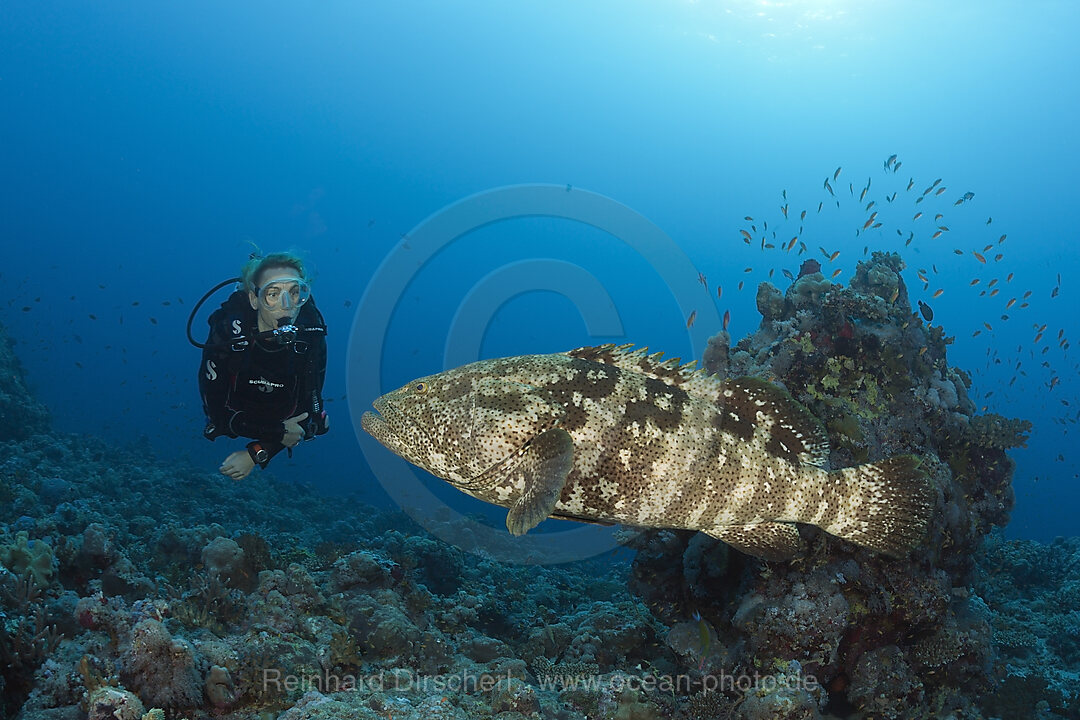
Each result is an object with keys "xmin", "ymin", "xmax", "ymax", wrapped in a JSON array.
[{"xmin": 240, "ymin": 251, "xmax": 311, "ymax": 293}]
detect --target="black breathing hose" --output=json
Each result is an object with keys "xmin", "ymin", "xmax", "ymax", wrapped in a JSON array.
[{"xmin": 186, "ymin": 277, "xmax": 242, "ymax": 349}]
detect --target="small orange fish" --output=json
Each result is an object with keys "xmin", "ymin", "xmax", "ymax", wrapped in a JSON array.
[
  {"xmin": 1023, "ymin": 290, "xmax": 1032, "ymax": 298},
  {"xmin": 687, "ymin": 310, "xmax": 697, "ymax": 329},
  {"xmin": 994, "ymin": 254, "xmax": 1003, "ymax": 261},
  {"xmin": 988, "ymin": 278, "xmax": 998, "ymax": 287},
  {"xmin": 999, "ymin": 234, "xmax": 1007, "ymax": 244},
  {"xmin": 984, "ymin": 322, "xmax": 993, "ymax": 331},
  {"xmin": 1006, "ymin": 298, "xmax": 1016, "ymax": 309},
  {"xmin": 913, "ymin": 212, "xmax": 923, "ymax": 220},
  {"xmin": 738, "ymin": 281, "xmax": 744, "ymax": 291},
  {"xmin": 744, "ymin": 267, "xmax": 753, "ymax": 273},
  {"xmin": 918, "ymin": 271, "xmax": 930, "ymax": 283},
  {"xmin": 786, "ymin": 236, "xmax": 798, "ymax": 251},
  {"xmin": 740, "ymin": 230, "xmax": 752, "ymax": 241},
  {"xmin": 990, "ymin": 288, "xmax": 1000, "ymax": 297},
  {"xmin": 831, "ymin": 268, "xmax": 842, "ymax": 278},
  {"xmin": 935, "ymin": 186, "xmax": 947, "ymax": 195},
  {"xmin": 970, "ymin": 278, "xmax": 980, "ymax": 286},
  {"xmin": 933, "ymin": 288, "xmax": 944, "ymax": 298},
  {"xmin": 983, "ymin": 244, "xmax": 993, "ymax": 252},
  {"xmin": 723, "ymin": 310, "xmax": 731, "ymax": 331},
  {"xmin": 717, "ymin": 285, "xmax": 722, "ymax": 300},
  {"xmin": 974, "ymin": 252, "xmax": 986, "ymax": 263},
  {"xmin": 1007, "ymin": 273, "xmax": 1015, "ymax": 282},
  {"xmin": 1035, "ymin": 332, "xmax": 1044, "ymax": 343},
  {"xmin": 973, "ymin": 330, "xmax": 982, "ymax": 337},
  {"xmin": 829, "ymin": 250, "xmax": 840, "ymax": 262}
]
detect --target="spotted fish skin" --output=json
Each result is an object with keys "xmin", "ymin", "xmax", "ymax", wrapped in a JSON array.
[{"xmin": 361, "ymin": 344, "xmax": 933, "ymax": 560}]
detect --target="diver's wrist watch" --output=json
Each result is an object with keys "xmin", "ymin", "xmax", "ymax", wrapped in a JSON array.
[{"xmin": 248, "ymin": 443, "xmax": 269, "ymax": 465}]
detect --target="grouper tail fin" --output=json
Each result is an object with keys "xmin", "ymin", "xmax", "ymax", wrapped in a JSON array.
[{"xmin": 823, "ymin": 455, "xmax": 934, "ymax": 556}]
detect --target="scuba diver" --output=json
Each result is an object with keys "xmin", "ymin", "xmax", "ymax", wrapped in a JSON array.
[{"xmin": 189, "ymin": 252, "xmax": 329, "ymax": 480}]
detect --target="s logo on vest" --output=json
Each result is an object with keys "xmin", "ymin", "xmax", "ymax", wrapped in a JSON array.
[
  {"xmin": 205, "ymin": 360, "xmax": 218, "ymax": 381},
  {"xmin": 231, "ymin": 319, "xmax": 242, "ymax": 335}
]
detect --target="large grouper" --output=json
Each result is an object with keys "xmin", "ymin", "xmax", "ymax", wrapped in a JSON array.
[{"xmin": 361, "ymin": 344, "xmax": 934, "ymax": 560}]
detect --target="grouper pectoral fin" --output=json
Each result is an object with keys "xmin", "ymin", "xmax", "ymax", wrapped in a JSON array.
[
  {"xmin": 703, "ymin": 522, "xmax": 804, "ymax": 561},
  {"xmin": 505, "ymin": 427, "xmax": 574, "ymax": 536}
]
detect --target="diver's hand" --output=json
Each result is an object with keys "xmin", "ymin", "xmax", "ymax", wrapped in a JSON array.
[
  {"xmin": 282, "ymin": 412, "xmax": 309, "ymax": 448},
  {"xmin": 220, "ymin": 450, "xmax": 256, "ymax": 480}
]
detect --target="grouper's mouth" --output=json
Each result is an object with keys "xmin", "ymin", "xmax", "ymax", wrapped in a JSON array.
[
  {"xmin": 360, "ymin": 397, "xmax": 390, "ymax": 436},
  {"xmin": 361, "ymin": 398, "xmax": 412, "ymax": 460}
]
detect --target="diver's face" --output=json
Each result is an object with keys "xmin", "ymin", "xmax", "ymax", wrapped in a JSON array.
[{"xmin": 249, "ymin": 267, "xmax": 305, "ymax": 331}]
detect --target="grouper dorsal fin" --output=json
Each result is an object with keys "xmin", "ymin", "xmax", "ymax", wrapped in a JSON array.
[
  {"xmin": 505, "ymin": 427, "xmax": 574, "ymax": 536},
  {"xmin": 566, "ymin": 344, "xmax": 725, "ymax": 403},
  {"xmin": 720, "ymin": 376, "xmax": 830, "ymax": 468}
]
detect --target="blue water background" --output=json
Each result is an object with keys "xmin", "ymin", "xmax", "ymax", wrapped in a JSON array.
[{"xmin": 1, "ymin": 1, "xmax": 1076, "ymax": 540}]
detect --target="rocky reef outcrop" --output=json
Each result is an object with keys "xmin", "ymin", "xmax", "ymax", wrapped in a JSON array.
[{"xmin": 627, "ymin": 252, "xmax": 1043, "ymax": 718}]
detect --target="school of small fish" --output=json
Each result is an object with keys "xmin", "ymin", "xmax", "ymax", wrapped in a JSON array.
[{"xmin": 682, "ymin": 152, "xmax": 1075, "ymax": 453}]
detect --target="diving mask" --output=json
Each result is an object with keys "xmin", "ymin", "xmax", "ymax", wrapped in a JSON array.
[{"xmin": 254, "ymin": 276, "xmax": 310, "ymax": 311}]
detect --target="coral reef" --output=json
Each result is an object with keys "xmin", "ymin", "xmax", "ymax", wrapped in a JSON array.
[
  {"xmin": 0, "ymin": 416, "xmax": 661, "ymax": 719},
  {"xmin": 0, "ymin": 320, "xmax": 51, "ymax": 441},
  {"xmin": 643, "ymin": 251, "xmax": 1040, "ymax": 717},
  {"xmin": 0, "ymin": 255, "xmax": 1068, "ymax": 720},
  {"xmin": 974, "ymin": 532, "xmax": 1080, "ymax": 718}
]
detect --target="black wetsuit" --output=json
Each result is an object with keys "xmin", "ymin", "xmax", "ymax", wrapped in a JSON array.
[{"xmin": 199, "ymin": 290, "xmax": 329, "ymax": 468}]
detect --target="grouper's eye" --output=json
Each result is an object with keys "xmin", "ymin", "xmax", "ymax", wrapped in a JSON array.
[{"xmin": 413, "ymin": 381, "xmax": 429, "ymax": 394}]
